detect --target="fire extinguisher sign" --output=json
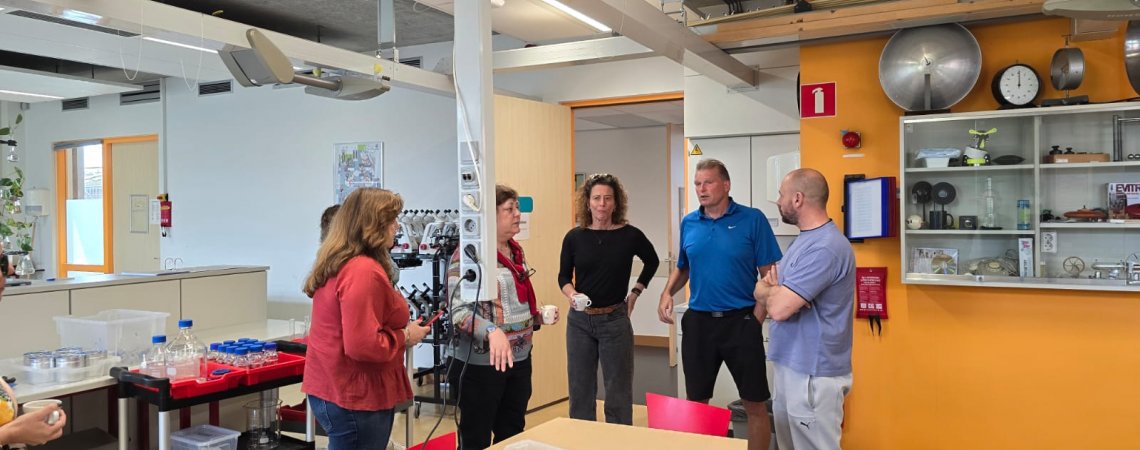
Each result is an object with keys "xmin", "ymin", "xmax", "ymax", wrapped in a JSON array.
[{"xmin": 800, "ymin": 81, "xmax": 836, "ymax": 119}]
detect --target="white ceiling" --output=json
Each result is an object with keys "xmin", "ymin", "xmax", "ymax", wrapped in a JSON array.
[
  {"xmin": 574, "ymin": 99, "xmax": 683, "ymax": 131},
  {"xmin": 418, "ymin": 0, "xmax": 611, "ymax": 43},
  {"xmin": 0, "ymin": 64, "xmax": 140, "ymax": 103}
]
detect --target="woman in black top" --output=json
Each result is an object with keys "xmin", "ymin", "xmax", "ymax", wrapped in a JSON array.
[{"xmin": 558, "ymin": 173, "xmax": 659, "ymax": 425}]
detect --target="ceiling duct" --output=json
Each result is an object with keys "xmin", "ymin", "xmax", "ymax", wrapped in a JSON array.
[{"xmin": 219, "ymin": 29, "xmax": 390, "ymax": 101}]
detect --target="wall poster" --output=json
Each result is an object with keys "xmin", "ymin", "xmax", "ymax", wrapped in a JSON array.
[{"xmin": 335, "ymin": 141, "xmax": 383, "ymax": 204}]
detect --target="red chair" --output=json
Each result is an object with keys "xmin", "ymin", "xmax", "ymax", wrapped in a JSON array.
[
  {"xmin": 409, "ymin": 432, "xmax": 456, "ymax": 450},
  {"xmin": 646, "ymin": 392, "xmax": 731, "ymax": 437}
]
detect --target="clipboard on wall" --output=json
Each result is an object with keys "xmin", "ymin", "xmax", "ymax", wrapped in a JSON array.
[{"xmin": 843, "ymin": 176, "xmax": 897, "ymax": 241}]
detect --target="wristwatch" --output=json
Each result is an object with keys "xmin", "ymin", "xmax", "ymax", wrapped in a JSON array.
[
  {"xmin": 485, "ymin": 324, "xmax": 497, "ymax": 335},
  {"xmin": 630, "ymin": 287, "xmax": 643, "ymax": 296}
]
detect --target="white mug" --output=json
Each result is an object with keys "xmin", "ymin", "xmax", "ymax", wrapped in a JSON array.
[
  {"xmin": 570, "ymin": 293, "xmax": 591, "ymax": 311},
  {"xmin": 540, "ymin": 305, "xmax": 558, "ymax": 325},
  {"xmin": 22, "ymin": 399, "xmax": 62, "ymax": 425}
]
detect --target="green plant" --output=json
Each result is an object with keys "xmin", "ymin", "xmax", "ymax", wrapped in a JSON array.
[
  {"xmin": 0, "ymin": 112, "xmax": 21, "ymax": 137},
  {"xmin": 0, "ymin": 166, "xmax": 34, "ymax": 252}
]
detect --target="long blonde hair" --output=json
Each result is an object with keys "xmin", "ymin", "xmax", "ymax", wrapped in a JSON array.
[{"xmin": 303, "ymin": 188, "xmax": 403, "ymax": 297}]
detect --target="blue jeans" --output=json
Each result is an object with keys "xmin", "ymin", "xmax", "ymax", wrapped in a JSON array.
[{"xmin": 307, "ymin": 395, "xmax": 395, "ymax": 450}]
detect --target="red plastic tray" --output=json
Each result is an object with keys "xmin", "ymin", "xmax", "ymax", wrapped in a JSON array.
[
  {"xmin": 242, "ymin": 352, "xmax": 305, "ymax": 386},
  {"xmin": 131, "ymin": 363, "xmax": 247, "ymax": 399}
]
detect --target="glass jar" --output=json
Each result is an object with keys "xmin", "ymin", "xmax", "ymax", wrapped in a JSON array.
[{"xmin": 1017, "ymin": 199, "xmax": 1031, "ymax": 230}]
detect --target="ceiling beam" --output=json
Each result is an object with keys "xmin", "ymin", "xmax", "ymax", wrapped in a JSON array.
[
  {"xmin": 0, "ymin": 0, "xmax": 455, "ymax": 96},
  {"xmin": 560, "ymin": 0, "xmax": 758, "ymax": 88},
  {"xmin": 493, "ymin": 36, "xmax": 652, "ymax": 73},
  {"xmin": 699, "ymin": 0, "xmax": 1046, "ymax": 50}
]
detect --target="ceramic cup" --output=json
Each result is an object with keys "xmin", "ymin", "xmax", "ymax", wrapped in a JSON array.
[
  {"xmin": 540, "ymin": 305, "xmax": 558, "ymax": 325},
  {"xmin": 570, "ymin": 293, "xmax": 592, "ymax": 311},
  {"xmin": 22, "ymin": 399, "xmax": 62, "ymax": 425}
]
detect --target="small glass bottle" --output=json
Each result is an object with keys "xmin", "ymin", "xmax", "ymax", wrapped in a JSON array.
[
  {"xmin": 263, "ymin": 342, "xmax": 278, "ymax": 365},
  {"xmin": 248, "ymin": 344, "xmax": 265, "ymax": 368},
  {"xmin": 1017, "ymin": 199, "xmax": 1031, "ymax": 230},
  {"xmin": 141, "ymin": 336, "xmax": 168, "ymax": 379},
  {"xmin": 232, "ymin": 347, "xmax": 250, "ymax": 369},
  {"xmin": 208, "ymin": 343, "xmax": 220, "ymax": 362}
]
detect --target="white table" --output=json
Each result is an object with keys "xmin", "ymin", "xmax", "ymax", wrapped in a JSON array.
[{"xmin": 11, "ymin": 319, "xmax": 298, "ymax": 403}]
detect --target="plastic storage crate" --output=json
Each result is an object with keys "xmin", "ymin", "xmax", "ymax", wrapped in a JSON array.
[
  {"xmin": 54, "ymin": 310, "xmax": 169, "ymax": 365},
  {"xmin": 169, "ymin": 425, "xmax": 240, "ymax": 450}
]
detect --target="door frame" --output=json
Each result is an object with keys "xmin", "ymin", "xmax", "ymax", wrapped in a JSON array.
[
  {"xmin": 54, "ymin": 134, "xmax": 158, "ymax": 276},
  {"xmin": 562, "ymin": 92, "xmax": 684, "ymax": 363}
]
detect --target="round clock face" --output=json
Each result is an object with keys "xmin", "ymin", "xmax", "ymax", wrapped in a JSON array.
[{"xmin": 996, "ymin": 65, "xmax": 1040, "ymax": 106}]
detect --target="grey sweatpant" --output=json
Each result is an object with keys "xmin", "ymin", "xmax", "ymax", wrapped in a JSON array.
[{"xmin": 772, "ymin": 362, "xmax": 853, "ymax": 450}]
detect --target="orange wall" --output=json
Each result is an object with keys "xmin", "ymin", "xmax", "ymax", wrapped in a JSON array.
[{"xmin": 800, "ymin": 17, "xmax": 1140, "ymax": 449}]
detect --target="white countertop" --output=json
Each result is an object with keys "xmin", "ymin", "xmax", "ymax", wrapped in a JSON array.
[
  {"xmin": 5, "ymin": 266, "xmax": 270, "ymax": 295},
  {"xmin": 8, "ymin": 318, "xmax": 296, "ymax": 403}
]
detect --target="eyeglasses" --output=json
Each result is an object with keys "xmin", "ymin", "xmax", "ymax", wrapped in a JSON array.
[{"xmin": 518, "ymin": 267, "xmax": 537, "ymax": 281}]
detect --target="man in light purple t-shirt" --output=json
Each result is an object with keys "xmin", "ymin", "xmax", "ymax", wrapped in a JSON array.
[{"xmin": 754, "ymin": 168, "xmax": 855, "ymax": 450}]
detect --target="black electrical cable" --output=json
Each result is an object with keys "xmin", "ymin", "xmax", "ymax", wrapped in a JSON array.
[{"xmin": 418, "ymin": 254, "xmax": 479, "ymax": 450}]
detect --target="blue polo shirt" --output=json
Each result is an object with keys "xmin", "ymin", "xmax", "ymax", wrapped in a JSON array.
[{"xmin": 678, "ymin": 199, "xmax": 782, "ymax": 312}]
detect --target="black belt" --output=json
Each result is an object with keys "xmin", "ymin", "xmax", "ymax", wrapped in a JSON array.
[{"xmin": 687, "ymin": 306, "xmax": 751, "ymax": 318}]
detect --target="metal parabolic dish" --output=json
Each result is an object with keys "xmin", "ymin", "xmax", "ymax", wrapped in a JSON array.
[
  {"xmin": 1125, "ymin": 21, "xmax": 1140, "ymax": 94},
  {"xmin": 879, "ymin": 23, "xmax": 982, "ymax": 111}
]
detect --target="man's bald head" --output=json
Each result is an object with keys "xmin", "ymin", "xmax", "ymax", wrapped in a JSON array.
[{"xmin": 784, "ymin": 168, "xmax": 829, "ymax": 208}]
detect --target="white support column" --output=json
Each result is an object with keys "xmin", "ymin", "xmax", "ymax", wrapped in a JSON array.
[{"xmin": 455, "ymin": 0, "xmax": 497, "ymax": 299}]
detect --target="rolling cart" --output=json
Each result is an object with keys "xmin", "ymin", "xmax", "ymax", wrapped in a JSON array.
[{"xmin": 111, "ymin": 341, "xmax": 314, "ymax": 450}]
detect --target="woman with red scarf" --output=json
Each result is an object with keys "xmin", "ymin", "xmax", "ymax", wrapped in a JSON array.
[{"xmin": 447, "ymin": 185, "xmax": 558, "ymax": 449}]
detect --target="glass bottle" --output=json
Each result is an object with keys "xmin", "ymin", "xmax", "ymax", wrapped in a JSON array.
[
  {"xmin": 263, "ymin": 342, "xmax": 278, "ymax": 365},
  {"xmin": 165, "ymin": 319, "xmax": 207, "ymax": 381},
  {"xmin": 232, "ymin": 347, "xmax": 250, "ymax": 369},
  {"xmin": 141, "ymin": 335, "xmax": 168, "ymax": 379},
  {"xmin": 981, "ymin": 177, "xmax": 997, "ymax": 228},
  {"xmin": 248, "ymin": 344, "xmax": 265, "ymax": 368},
  {"xmin": 208, "ymin": 343, "xmax": 221, "ymax": 362}
]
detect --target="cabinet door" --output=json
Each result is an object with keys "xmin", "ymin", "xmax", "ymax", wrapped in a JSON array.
[
  {"xmin": 750, "ymin": 134, "xmax": 800, "ymax": 236},
  {"xmin": 181, "ymin": 272, "xmax": 268, "ymax": 330},
  {"xmin": 687, "ymin": 137, "xmax": 751, "ymax": 209},
  {"xmin": 0, "ymin": 292, "xmax": 69, "ymax": 358}
]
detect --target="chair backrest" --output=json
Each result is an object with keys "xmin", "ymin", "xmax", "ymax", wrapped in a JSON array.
[
  {"xmin": 646, "ymin": 392, "xmax": 731, "ymax": 437},
  {"xmin": 409, "ymin": 432, "xmax": 456, "ymax": 450}
]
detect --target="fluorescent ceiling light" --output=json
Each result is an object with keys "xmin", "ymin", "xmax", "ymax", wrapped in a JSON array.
[
  {"xmin": 0, "ymin": 89, "xmax": 64, "ymax": 100},
  {"xmin": 60, "ymin": 10, "xmax": 102, "ymax": 24},
  {"xmin": 143, "ymin": 37, "xmax": 217, "ymax": 54},
  {"xmin": 540, "ymin": 0, "xmax": 612, "ymax": 33}
]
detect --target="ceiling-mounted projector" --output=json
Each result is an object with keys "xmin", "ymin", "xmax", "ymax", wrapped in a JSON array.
[
  {"xmin": 219, "ymin": 29, "xmax": 389, "ymax": 100},
  {"xmin": 1043, "ymin": 0, "xmax": 1140, "ymax": 20}
]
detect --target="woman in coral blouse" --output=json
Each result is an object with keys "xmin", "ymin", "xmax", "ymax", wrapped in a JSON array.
[{"xmin": 301, "ymin": 188, "xmax": 430, "ymax": 450}]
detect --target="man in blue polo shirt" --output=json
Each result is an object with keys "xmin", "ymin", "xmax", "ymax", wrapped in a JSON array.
[
  {"xmin": 755, "ymin": 168, "xmax": 854, "ymax": 450},
  {"xmin": 658, "ymin": 158, "xmax": 782, "ymax": 450}
]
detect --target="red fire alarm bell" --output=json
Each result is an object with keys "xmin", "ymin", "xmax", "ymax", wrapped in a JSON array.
[{"xmin": 841, "ymin": 130, "xmax": 861, "ymax": 149}]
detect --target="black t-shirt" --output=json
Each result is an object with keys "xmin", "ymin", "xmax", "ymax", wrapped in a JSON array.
[{"xmin": 558, "ymin": 225, "xmax": 660, "ymax": 308}]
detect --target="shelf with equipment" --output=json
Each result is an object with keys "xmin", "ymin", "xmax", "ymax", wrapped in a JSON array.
[{"xmin": 900, "ymin": 102, "xmax": 1140, "ymax": 290}]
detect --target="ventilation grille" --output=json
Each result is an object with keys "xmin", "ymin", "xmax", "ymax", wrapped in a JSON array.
[
  {"xmin": 198, "ymin": 80, "xmax": 232, "ymax": 96},
  {"xmin": 399, "ymin": 57, "xmax": 422, "ymax": 69},
  {"xmin": 121, "ymin": 81, "xmax": 161, "ymax": 105},
  {"xmin": 9, "ymin": 10, "xmax": 139, "ymax": 37},
  {"xmin": 61, "ymin": 98, "xmax": 89, "ymax": 111}
]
